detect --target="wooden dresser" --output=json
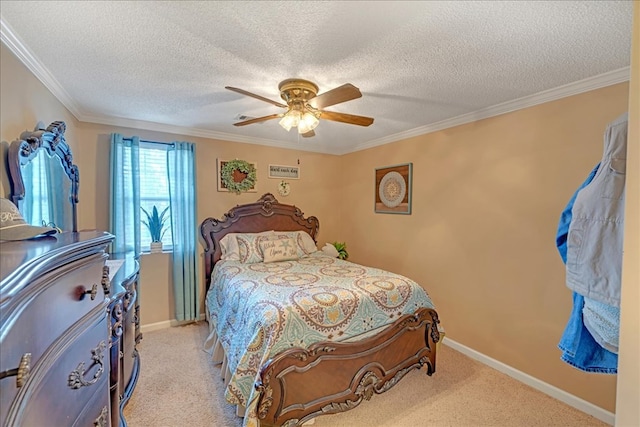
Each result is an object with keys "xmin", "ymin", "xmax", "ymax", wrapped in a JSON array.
[
  {"xmin": 0, "ymin": 232, "xmax": 141, "ymax": 427},
  {"xmin": 106, "ymin": 254, "xmax": 141, "ymax": 427}
]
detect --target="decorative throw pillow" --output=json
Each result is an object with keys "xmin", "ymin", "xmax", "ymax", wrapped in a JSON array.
[
  {"xmin": 236, "ymin": 231, "xmax": 275, "ymax": 264},
  {"xmin": 271, "ymin": 231, "xmax": 317, "ymax": 257},
  {"xmin": 260, "ymin": 238, "xmax": 299, "ymax": 263}
]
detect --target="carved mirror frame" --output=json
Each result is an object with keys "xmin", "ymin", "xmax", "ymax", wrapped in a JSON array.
[{"xmin": 7, "ymin": 121, "xmax": 79, "ymax": 232}]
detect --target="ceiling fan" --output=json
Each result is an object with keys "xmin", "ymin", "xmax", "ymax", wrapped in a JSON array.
[{"xmin": 225, "ymin": 79, "xmax": 374, "ymax": 138}]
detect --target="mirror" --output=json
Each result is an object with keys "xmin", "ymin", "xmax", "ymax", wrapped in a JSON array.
[{"xmin": 7, "ymin": 121, "xmax": 79, "ymax": 232}]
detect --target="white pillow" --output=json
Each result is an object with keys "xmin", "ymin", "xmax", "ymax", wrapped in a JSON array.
[
  {"xmin": 260, "ymin": 238, "xmax": 298, "ymax": 263},
  {"xmin": 220, "ymin": 233, "xmax": 240, "ymax": 261},
  {"xmin": 297, "ymin": 231, "xmax": 318, "ymax": 255},
  {"xmin": 322, "ymin": 243, "xmax": 340, "ymax": 258}
]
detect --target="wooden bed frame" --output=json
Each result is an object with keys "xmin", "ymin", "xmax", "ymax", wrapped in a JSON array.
[{"xmin": 200, "ymin": 193, "xmax": 440, "ymax": 427}]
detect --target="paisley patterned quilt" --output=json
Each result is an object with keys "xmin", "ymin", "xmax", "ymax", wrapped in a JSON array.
[{"xmin": 205, "ymin": 252, "xmax": 436, "ymax": 426}]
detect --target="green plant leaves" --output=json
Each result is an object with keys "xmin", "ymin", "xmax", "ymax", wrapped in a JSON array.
[
  {"xmin": 221, "ymin": 159, "xmax": 257, "ymax": 194},
  {"xmin": 141, "ymin": 205, "xmax": 170, "ymax": 242},
  {"xmin": 332, "ymin": 241, "xmax": 349, "ymax": 260}
]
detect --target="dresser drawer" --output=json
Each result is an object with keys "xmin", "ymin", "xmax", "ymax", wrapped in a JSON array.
[
  {"xmin": 0, "ymin": 254, "xmax": 106, "ymax": 382},
  {"xmin": 3, "ymin": 309, "xmax": 110, "ymax": 427},
  {"xmin": 72, "ymin": 381, "xmax": 110, "ymax": 427}
]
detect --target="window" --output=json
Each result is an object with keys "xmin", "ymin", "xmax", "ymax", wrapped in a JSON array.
[
  {"xmin": 111, "ymin": 135, "xmax": 195, "ymax": 257},
  {"xmin": 116, "ymin": 139, "xmax": 173, "ymax": 252},
  {"xmin": 139, "ymin": 141, "xmax": 172, "ymax": 251}
]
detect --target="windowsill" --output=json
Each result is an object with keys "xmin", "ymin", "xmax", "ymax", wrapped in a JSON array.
[{"xmin": 140, "ymin": 250, "xmax": 173, "ymax": 256}]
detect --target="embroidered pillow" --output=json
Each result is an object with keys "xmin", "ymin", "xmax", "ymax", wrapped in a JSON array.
[
  {"xmin": 260, "ymin": 238, "xmax": 299, "ymax": 263},
  {"xmin": 271, "ymin": 231, "xmax": 317, "ymax": 257}
]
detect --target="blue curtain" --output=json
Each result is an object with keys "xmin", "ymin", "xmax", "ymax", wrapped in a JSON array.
[
  {"xmin": 109, "ymin": 134, "xmax": 141, "ymax": 256},
  {"xmin": 167, "ymin": 141, "xmax": 199, "ymax": 321}
]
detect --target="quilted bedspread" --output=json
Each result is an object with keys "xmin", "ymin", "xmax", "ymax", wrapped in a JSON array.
[{"xmin": 205, "ymin": 252, "xmax": 436, "ymax": 426}]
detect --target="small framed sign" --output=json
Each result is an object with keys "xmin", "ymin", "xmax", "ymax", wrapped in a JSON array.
[{"xmin": 268, "ymin": 164, "xmax": 300, "ymax": 179}]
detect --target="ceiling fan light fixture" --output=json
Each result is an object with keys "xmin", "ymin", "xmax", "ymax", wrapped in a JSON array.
[
  {"xmin": 279, "ymin": 109, "xmax": 301, "ymax": 131},
  {"xmin": 228, "ymin": 78, "xmax": 373, "ymax": 137},
  {"xmin": 298, "ymin": 111, "xmax": 320, "ymax": 134}
]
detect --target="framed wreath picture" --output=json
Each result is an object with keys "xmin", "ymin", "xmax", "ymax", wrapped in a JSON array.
[
  {"xmin": 375, "ymin": 163, "xmax": 412, "ymax": 214},
  {"xmin": 217, "ymin": 159, "xmax": 258, "ymax": 193}
]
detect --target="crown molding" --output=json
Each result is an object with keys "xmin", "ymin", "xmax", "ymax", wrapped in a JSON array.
[
  {"xmin": 1, "ymin": 17, "xmax": 82, "ymax": 118},
  {"xmin": 80, "ymin": 114, "xmax": 336, "ymax": 155},
  {"xmin": 340, "ymin": 66, "xmax": 630, "ymax": 155},
  {"xmin": 2, "ymin": 15, "xmax": 629, "ymax": 156}
]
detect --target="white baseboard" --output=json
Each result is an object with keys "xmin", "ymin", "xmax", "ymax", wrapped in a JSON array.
[
  {"xmin": 141, "ymin": 314, "xmax": 206, "ymax": 333},
  {"xmin": 442, "ymin": 337, "xmax": 615, "ymax": 426}
]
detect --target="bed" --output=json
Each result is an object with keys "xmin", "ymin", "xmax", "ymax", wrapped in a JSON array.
[{"xmin": 200, "ymin": 193, "xmax": 440, "ymax": 427}]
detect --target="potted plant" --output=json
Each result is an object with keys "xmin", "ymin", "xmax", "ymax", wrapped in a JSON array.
[
  {"xmin": 332, "ymin": 241, "xmax": 349, "ymax": 260},
  {"xmin": 141, "ymin": 205, "xmax": 170, "ymax": 253}
]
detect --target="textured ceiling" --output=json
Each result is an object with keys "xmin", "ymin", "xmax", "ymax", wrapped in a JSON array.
[{"xmin": 0, "ymin": 1, "xmax": 633, "ymax": 154}]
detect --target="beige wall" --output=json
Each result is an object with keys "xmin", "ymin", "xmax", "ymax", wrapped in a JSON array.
[
  {"xmin": 615, "ymin": 2, "xmax": 640, "ymax": 426},
  {"xmin": 2, "ymin": 33, "xmax": 638, "ymax": 417},
  {"xmin": 138, "ymin": 253, "xmax": 173, "ymax": 325},
  {"xmin": 340, "ymin": 83, "xmax": 629, "ymax": 412},
  {"xmin": 0, "ymin": 44, "xmax": 79, "ymax": 196}
]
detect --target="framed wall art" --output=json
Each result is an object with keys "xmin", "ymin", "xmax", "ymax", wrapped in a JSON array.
[
  {"xmin": 217, "ymin": 159, "xmax": 258, "ymax": 193},
  {"xmin": 375, "ymin": 163, "xmax": 412, "ymax": 214}
]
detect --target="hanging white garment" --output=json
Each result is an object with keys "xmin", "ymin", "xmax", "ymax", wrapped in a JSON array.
[{"xmin": 566, "ymin": 113, "xmax": 627, "ymax": 307}]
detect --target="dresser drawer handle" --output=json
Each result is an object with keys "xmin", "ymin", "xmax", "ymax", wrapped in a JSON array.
[
  {"xmin": 75, "ymin": 284, "xmax": 98, "ymax": 301},
  {"xmin": 0, "ymin": 353, "xmax": 32, "ymax": 387},
  {"xmin": 94, "ymin": 406, "xmax": 108, "ymax": 427},
  {"xmin": 101, "ymin": 265, "xmax": 111, "ymax": 296},
  {"xmin": 68, "ymin": 341, "xmax": 106, "ymax": 389}
]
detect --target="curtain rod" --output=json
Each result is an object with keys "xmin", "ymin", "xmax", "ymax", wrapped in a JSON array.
[{"xmin": 122, "ymin": 137, "xmax": 174, "ymax": 146}]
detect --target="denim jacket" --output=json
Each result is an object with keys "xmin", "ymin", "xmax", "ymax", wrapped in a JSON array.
[
  {"xmin": 556, "ymin": 164, "xmax": 618, "ymax": 373},
  {"xmin": 566, "ymin": 113, "xmax": 627, "ymax": 307}
]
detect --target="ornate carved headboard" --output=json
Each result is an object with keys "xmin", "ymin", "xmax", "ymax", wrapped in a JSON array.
[{"xmin": 200, "ymin": 193, "xmax": 320, "ymax": 291}]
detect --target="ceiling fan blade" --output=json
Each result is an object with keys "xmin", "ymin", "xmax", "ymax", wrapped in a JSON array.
[
  {"xmin": 233, "ymin": 114, "xmax": 282, "ymax": 126},
  {"xmin": 225, "ymin": 86, "xmax": 288, "ymax": 108},
  {"xmin": 301, "ymin": 130, "xmax": 315, "ymax": 138},
  {"xmin": 319, "ymin": 111, "xmax": 374, "ymax": 127},
  {"xmin": 307, "ymin": 83, "xmax": 362, "ymax": 109}
]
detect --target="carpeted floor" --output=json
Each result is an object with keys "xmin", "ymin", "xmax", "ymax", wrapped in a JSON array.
[{"xmin": 123, "ymin": 323, "xmax": 608, "ymax": 427}]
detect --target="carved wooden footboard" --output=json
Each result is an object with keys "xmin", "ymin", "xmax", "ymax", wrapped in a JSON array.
[{"xmin": 256, "ymin": 307, "xmax": 440, "ymax": 427}]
